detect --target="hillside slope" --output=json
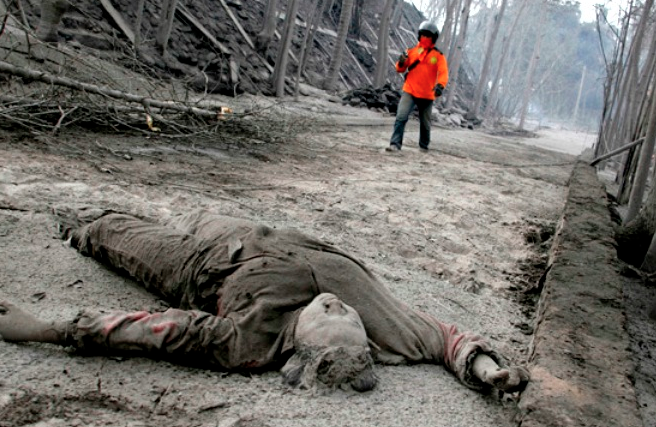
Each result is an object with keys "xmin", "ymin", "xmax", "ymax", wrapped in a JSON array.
[{"xmin": 8, "ymin": 0, "xmax": 434, "ymax": 96}]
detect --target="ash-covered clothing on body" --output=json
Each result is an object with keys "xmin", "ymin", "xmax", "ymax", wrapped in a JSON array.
[{"xmin": 65, "ymin": 210, "xmax": 502, "ymax": 390}]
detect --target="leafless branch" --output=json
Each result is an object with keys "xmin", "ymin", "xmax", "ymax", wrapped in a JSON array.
[{"xmin": 52, "ymin": 105, "xmax": 78, "ymax": 135}]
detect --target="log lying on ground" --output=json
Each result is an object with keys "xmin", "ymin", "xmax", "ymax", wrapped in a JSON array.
[
  {"xmin": 0, "ymin": 60, "xmax": 221, "ymax": 118},
  {"xmin": 0, "ymin": 61, "xmax": 314, "ymax": 144}
]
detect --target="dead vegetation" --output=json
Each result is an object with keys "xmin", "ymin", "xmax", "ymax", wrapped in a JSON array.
[{"xmin": 0, "ymin": 14, "xmax": 317, "ymax": 145}]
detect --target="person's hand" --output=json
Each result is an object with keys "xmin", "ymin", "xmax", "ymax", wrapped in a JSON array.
[
  {"xmin": 0, "ymin": 301, "xmax": 59, "ymax": 343},
  {"xmin": 434, "ymin": 84, "xmax": 444, "ymax": 97},
  {"xmin": 397, "ymin": 52, "xmax": 408, "ymax": 67}
]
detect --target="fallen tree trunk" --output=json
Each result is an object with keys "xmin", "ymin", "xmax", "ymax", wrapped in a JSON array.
[
  {"xmin": 0, "ymin": 60, "xmax": 221, "ymax": 118},
  {"xmin": 218, "ymin": 0, "xmax": 255, "ymax": 51},
  {"xmin": 99, "ymin": 0, "xmax": 135, "ymax": 43},
  {"xmin": 176, "ymin": 4, "xmax": 230, "ymax": 55},
  {"xmin": 589, "ymin": 137, "xmax": 645, "ymax": 166}
]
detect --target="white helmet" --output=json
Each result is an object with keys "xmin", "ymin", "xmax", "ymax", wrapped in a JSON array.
[{"xmin": 418, "ymin": 21, "xmax": 439, "ymax": 42}]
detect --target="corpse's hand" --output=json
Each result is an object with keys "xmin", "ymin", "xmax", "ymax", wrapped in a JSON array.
[
  {"xmin": 472, "ymin": 354, "xmax": 530, "ymax": 393},
  {"xmin": 0, "ymin": 301, "xmax": 64, "ymax": 343}
]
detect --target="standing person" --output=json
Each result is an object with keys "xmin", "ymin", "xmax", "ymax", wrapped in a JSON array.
[
  {"xmin": 0, "ymin": 208, "xmax": 529, "ymax": 393},
  {"xmin": 387, "ymin": 21, "xmax": 448, "ymax": 153}
]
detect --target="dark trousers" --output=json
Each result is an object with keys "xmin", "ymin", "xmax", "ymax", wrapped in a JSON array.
[{"xmin": 390, "ymin": 91, "xmax": 434, "ymax": 149}]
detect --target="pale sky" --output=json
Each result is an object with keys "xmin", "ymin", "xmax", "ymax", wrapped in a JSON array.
[
  {"xmin": 579, "ymin": 0, "xmax": 622, "ymax": 23},
  {"xmin": 578, "ymin": 0, "xmax": 600, "ymax": 22},
  {"xmin": 410, "ymin": 1, "xmax": 610, "ymax": 23}
]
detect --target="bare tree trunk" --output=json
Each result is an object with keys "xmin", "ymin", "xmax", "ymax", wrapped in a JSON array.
[
  {"xmin": 471, "ymin": 0, "xmax": 508, "ymax": 116},
  {"xmin": 597, "ymin": 0, "xmax": 655, "ymax": 206},
  {"xmin": 596, "ymin": 1, "xmax": 635, "ymax": 159},
  {"xmin": 483, "ymin": 0, "xmax": 526, "ymax": 119},
  {"xmin": 596, "ymin": 11, "xmax": 632, "ymax": 177},
  {"xmin": 444, "ymin": 0, "xmax": 473, "ymax": 109},
  {"xmin": 618, "ymin": 146, "xmax": 641, "ymax": 205},
  {"xmin": 349, "ymin": 0, "xmax": 364, "ymax": 38},
  {"xmin": 133, "ymin": 0, "xmax": 146, "ymax": 49},
  {"xmin": 256, "ymin": 0, "xmax": 280, "ymax": 54},
  {"xmin": 295, "ymin": 0, "xmax": 327, "ymax": 96},
  {"xmin": 272, "ymin": 0, "xmax": 300, "ymax": 97},
  {"xmin": 501, "ymin": 28, "xmax": 531, "ymax": 117},
  {"xmin": 438, "ymin": 0, "xmax": 458, "ymax": 54},
  {"xmin": 626, "ymin": 78, "xmax": 656, "ymax": 222},
  {"xmin": 446, "ymin": 0, "xmax": 463, "ymax": 64},
  {"xmin": 617, "ymin": 0, "xmax": 655, "ymax": 191},
  {"xmin": 616, "ymin": 4, "xmax": 656, "ymax": 264},
  {"xmin": 518, "ymin": 0, "xmax": 547, "ymax": 130},
  {"xmin": 326, "ymin": 0, "xmax": 337, "ymax": 21},
  {"xmin": 299, "ymin": 0, "xmax": 328, "ymax": 75},
  {"xmin": 391, "ymin": 0, "xmax": 403, "ymax": 28},
  {"xmin": 373, "ymin": 0, "xmax": 395, "ymax": 88},
  {"xmin": 478, "ymin": 1, "xmax": 498, "ymax": 72},
  {"xmin": 323, "ymin": 0, "xmax": 354, "ymax": 91},
  {"xmin": 618, "ymin": 0, "xmax": 651, "ymax": 124},
  {"xmin": 156, "ymin": 0, "xmax": 178, "ymax": 54},
  {"xmin": 572, "ymin": 66, "xmax": 587, "ymax": 125},
  {"xmin": 37, "ymin": 0, "xmax": 69, "ymax": 43}
]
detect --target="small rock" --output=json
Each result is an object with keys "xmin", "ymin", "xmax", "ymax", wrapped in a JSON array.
[
  {"xmin": 198, "ymin": 400, "xmax": 229, "ymax": 412},
  {"xmin": 0, "ymin": 394, "xmax": 11, "ymax": 410},
  {"xmin": 448, "ymin": 113, "xmax": 462, "ymax": 126},
  {"xmin": 30, "ymin": 292, "xmax": 46, "ymax": 302}
]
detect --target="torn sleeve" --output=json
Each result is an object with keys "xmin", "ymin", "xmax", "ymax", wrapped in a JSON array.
[
  {"xmin": 65, "ymin": 308, "xmax": 245, "ymax": 370},
  {"xmin": 438, "ymin": 322, "xmax": 504, "ymax": 391}
]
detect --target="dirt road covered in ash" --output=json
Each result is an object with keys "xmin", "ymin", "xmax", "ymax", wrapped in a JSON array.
[{"xmin": 0, "ymin": 96, "xmax": 624, "ymax": 427}]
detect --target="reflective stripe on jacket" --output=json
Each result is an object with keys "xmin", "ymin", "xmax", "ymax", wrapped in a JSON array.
[{"xmin": 396, "ymin": 43, "xmax": 449, "ymax": 100}]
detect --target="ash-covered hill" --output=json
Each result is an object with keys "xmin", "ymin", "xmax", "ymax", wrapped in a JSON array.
[{"xmin": 7, "ymin": 0, "xmax": 476, "ymax": 119}]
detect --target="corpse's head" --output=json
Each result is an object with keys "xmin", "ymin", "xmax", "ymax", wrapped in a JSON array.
[{"xmin": 281, "ymin": 293, "xmax": 377, "ymax": 392}]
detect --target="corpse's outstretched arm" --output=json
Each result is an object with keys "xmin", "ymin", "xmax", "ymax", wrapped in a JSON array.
[
  {"xmin": 438, "ymin": 321, "xmax": 530, "ymax": 393},
  {"xmin": 0, "ymin": 301, "xmax": 251, "ymax": 370}
]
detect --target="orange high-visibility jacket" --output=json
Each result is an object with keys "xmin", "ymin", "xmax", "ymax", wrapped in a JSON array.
[{"xmin": 396, "ymin": 43, "xmax": 449, "ymax": 100}]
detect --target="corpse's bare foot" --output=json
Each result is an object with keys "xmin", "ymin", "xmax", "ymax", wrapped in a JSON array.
[
  {"xmin": 472, "ymin": 354, "xmax": 530, "ymax": 393},
  {"xmin": 0, "ymin": 301, "xmax": 65, "ymax": 344}
]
